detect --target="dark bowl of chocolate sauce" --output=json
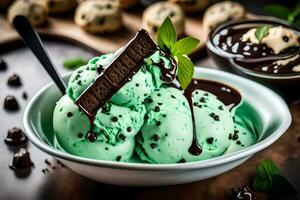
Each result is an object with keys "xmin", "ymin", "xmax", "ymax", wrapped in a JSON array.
[{"xmin": 206, "ymin": 19, "xmax": 300, "ymax": 102}]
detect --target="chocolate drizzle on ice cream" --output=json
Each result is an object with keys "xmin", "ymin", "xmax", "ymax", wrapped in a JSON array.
[{"xmin": 184, "ymin": 79, "xmax": 241, "ymax": 155}]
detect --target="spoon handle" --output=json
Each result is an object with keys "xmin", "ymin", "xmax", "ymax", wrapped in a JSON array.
[{"xmin": 13, "ymin": 16, "xmax": 66, "ymax": 94}]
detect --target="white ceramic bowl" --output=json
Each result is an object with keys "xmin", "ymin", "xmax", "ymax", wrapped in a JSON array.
[{"xmin": 23, "ymin": 67, "xmax": 291, "ymax": 186}]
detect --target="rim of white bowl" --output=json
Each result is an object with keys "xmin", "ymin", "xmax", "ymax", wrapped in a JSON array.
[{"xmin": 23, "ymin": 67, "xmax": 291, "ymax": 171}]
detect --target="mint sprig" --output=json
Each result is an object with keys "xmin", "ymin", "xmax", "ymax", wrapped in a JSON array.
[
  {"xmin": 63, "ymin": 57, "xmax": 87, "ymax": 69},
  {"xmin": 255, "ymin": 25, "xmax": 273, "ymax": 43},
  {"xmin": 252, "ymin": 159, "xmax": 297, "ymax": 195},
  {"xmin": 264, "ymin": 2, "xmax": 300, "ymax": 25},
  {"xmin": 156, "ymin": 17, "xmax": 200, "ymax": 89}
]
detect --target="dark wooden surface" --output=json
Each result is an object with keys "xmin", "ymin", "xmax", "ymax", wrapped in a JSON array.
[{"xmin": 0, "ymin": 39, "xmax": 299, "ymax": 200}]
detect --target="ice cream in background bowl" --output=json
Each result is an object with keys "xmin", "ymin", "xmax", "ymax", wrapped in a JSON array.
[{"xmin": 23, "ymin": 18, "xmax": 291, "ymax": 185}]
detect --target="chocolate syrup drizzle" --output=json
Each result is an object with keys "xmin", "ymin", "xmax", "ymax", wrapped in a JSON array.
[{"xmin": 183, "ymin": 79, "xmax": 241, "ymax": 155}]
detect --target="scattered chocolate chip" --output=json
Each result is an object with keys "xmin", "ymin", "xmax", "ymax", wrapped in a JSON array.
[
  {"xmin": 236, "ymin": 141, "xmax": 241, "ymax": 145},
  {"xmin": 4, "ymin": 127, "xmax": 27, "ymax": 146},
  {"xmin": 218, "ymin": 105, "xmax": 223, "ymax": 110},
  {"xmin": 231, "ymin": 186, "xmax": 256, "ymax": 200},
  {"xmin": 9, "ymin": 148, "xmax": 33, "ymax": 170},
  {"xmin": 193, "ymin": 102, "xmax": 198, "ymax": 106},
  {"xmin": 154, "ymin": 106, "xmax": 160, "ymax": 112},
  {"xmin": 77, "ymin": 80, "xmax": 82, "ymax": 85},
  {"xmin": 169, "ymin": 11, "xmax": 175, "ymax": 17},
  {"xmin": 119, "ymin": 134, "xmax": 126, "ymax": 140},
  {"xmin": 105, "ymin": 147, "xmax": 109, "ymax": 150},
  {"xmin": 22, "ymin": 92, "xmax": 28, "ymax": 100},
  {"xmin": 147, "ymin": 98, "xmax": 153, "ymax": 103},
  {"xmin": 209, "ymin": 113, "xmax": 220, "ymax": 121},
  {"xmin": 171, "ymin": 95, "xmax": 176, "ymax": 99},
  {"xmin": 150, "ymin": 143, "xmax": 157, "ymax": 149},
  {"xmin": 204, "ymin": 93, "xmax": 209, "ymax": 96},
  {"xmin": 67, "ymin": 112, "xmax": 73, "ymax": 117},
  {"xmin": 156, "ymin": 121, "xmax": 161, "ymax": 126},
  {"xmin": 157, "ymin": 93, "xmax": 161, "ymax": 97},
  {"xmin": 199, "ymin": 97, "xmax": 206, "ymax": 103},
  {"xmin": 81, "ymin": 14, "xmax": 86, "ymax": 20},
  {"xmin": 111, "ymin": 116, "xmax": 118, "ymax": 122},
  {"xmin": 282, "ymin": 36, "xmax": 289, "ymax": 43},
  {"xmin": 144, "ymin": 114, "xmax": 149, "ymax": 120},
  {"xmin": 7, "ymin": 74, "xmax": 22, "ymax": 87},
  {"xmin": 158, "ymin": 102, "xmax": 163, "ymax": 106},
  {"xmin": 152, "ymin": 134, "xmax": 160, "ymax": 141},
  {"xmin": 4, "ymin": 95, "xmax": 19, "ymax": 111},
  {"xmin": 229, "ymin": 133, "xmax": 233, "ymax": 140},
  {"xmin": 106, "ymin": 3, "xmax": 112, "ymax": 9},
  {"xmin": 77, "ymin": 133, "xmax": 84, "ymax": 138},
  {"xmin": 127, "ymin": 127, "xmax": 132, "ymax": 132},
  {"xmin": 101, "ymin": 104, "xmax": 111, "ymax": 114},
  {"xmin": 116, "ymin": 156, "xmax": 121, "ymax": 161},
  {"xmin": 44, "ymin": 159, "xmax": 51, "ymax": 166},
  {"xmin": 0, "ymin": 59, "xmax": 8, "ymax": 71},
  {"xmin": 87, "ymin": 132, "xmax": 97, "ymax": 143},
  {"xmin": 135, "ymin": 83, "xmax": 139, "ymax": 87},
  {"xmin": 162, "ymin": 114, "xmax": 167, "ymax": 118},
  {"xmin": 178, "ymin": 158, "xmax": 186, "ymax": 163},
  {"xmin": 206, "ymin": 137, "xmax": 214, "ymax": 144},
  {"xmin": 232, "ymin": 131, "xmax": 239, "ymax": 140}
]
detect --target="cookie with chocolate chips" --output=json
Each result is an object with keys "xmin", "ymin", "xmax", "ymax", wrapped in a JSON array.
[
  {"xmin": 74, "ymin": 0, "xmax": 122, "ymax": 34},
  {"xmin": 7, "ymin": 0, "xmax": 48, "ymax": 27},
  {"xmin": 143, "ymin": 2, "xmax": 185, "ymax": 38},
  {"xmin": 202, "ymin": 1, "xmax": 246, "ymax": 34}
]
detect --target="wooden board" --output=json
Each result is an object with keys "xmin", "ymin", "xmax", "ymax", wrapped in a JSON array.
[{"xmin": 0, "ymin": 10, "xmax": 208, "ymax": 57}]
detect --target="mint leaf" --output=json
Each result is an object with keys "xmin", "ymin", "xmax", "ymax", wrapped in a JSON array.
[
  {"xmin": 171, "ymin": 37, "xmax": 200, "ymax": 56},
  {"xmin": 255, "ymin": 25, "xmax": 273, "ymax": 43},
  {"xmin": 176, "ymin": 55, "xmax": 194, "ymax": 89},
  {"xmin": 253, "ymin": 175, "xmax": 273, "ymax": 192},
  {"xmin": 270, "ymin": 174, "xmax": 297, "ymax": 195},
  {"xmin": 256, "ymin": 159, "xmax": 279, "ymax": 178},
  {"xmin": 252, "ymin": 159, "xmax": 297, "ymax": 195},
  {"xmin": 264, "ymin": 4, "xmax": 290, "ymax": 20},
  {"xmin": 144, "ymin": 57, "xmax": 153, "ymax": 65},
  {"xmin": 288, "ymin": 2, "xmax": 300, "ymax": 22},
  {"xmin": 157, "ymin": 17, "xmax": 176, "ymax": 52},
  {"xmin": 63, "ymin": 57, "xmax": 87, "ymax": 69}
]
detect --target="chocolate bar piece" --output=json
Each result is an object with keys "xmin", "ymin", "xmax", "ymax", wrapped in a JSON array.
[{"xmin": 76, "ymin": 29, "xmax": 157, "ymax": 116}]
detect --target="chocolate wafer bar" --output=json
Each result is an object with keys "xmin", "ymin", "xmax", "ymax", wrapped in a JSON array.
[{"xmin": 76, "ymin": 29, "xmax": 157, "ymax": 116}]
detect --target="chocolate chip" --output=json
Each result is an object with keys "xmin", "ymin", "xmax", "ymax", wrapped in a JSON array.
[
  {"xmin": 9, "ymin": 148, "xmax": 33, "ymax": 170},
  {"xmin": 236, "ymin": 140, "xmax": 241, "ymax": 145},
  {"xmin": 44, "ymin": 159, "xmax": 51, "ymax": 166},
  {"xmin": 144, "ymin": 114, "xmax": 149, "ymax": 121},
  {"xmin": 209, "ymin": 113, "xmax": 220, "ymax": 121},
  {"xmin": 150, "ymin": 143, "xmax": 156, "ymax": 149},
  {"xmin": 162, "ymin": 114, "xmax": 167, "ymax": 118},
  {"xmin": 4, "ymin": 127, "xmax": 27, "ymax": 146},
  {"xmin": 81, "ymin": 14, "xmax": 86, "ymax": 20},
  {"xmin": 119, "ymin": 115, "xmax": 122, "ymax": 118},
  {"xmin": 135, "ymin": 83, "xmax": 139, "ymax": 87},
  {"xmin": 193, "ymin": 102, "xmax": 198, "ymax": 106},
  {"xmin": 169, "ymin": 11, "xmax": 175, "ymax": 17},
  {"xmin": 87, "ymin": 132, "xmax": 97, "ymax": 143},
  {"xmin": 7, "ymin": 74, "xmax": 22, "ymax": 87},
  {"xmin": 218, "ymin": 105, "xmax": 223, "ymax": 110},
  {"xmin": 154, "ymin": 106, "xmax": 160, "ymax": 112},
  {"xmin": 171, "ymin": 95, "xmax": 176, "ymax": 99},
  {"xmin": 106, "ymin": 3, "xmax": 112, "ymax": 9},
  {"xmin": 77, "ymin": 133, "xmax": 83, "ymax": 138},
  {"xmin": 157, "ymin": 93, "xmax": 161, "ymax": 97},
  {"xmin": 67, "ymin": 112, "xmax": 73, "ymax": 117},
  {"xmin": 199, "ymin": 97, "xmax": 206, "ymax": 103},
  {"xmin": 147, "ymin": 98, "xmax": 153, "ymax": 103},
  {"xmin": 0, "ymin": 59, "xmax": 7, "ymax": 71},
  {"xmin": 77, "ymin": 80, "xmax": 82, "ymax": 85},
  {"xmin": 4, "ymin": 95, "xmax": 19, "ymax": 111},
  {"xmin": 119, "ymin": 134, "xmax": 126, "ymax": 140},
  {"xmin": 22, "ymin": 92, "xmax": 28, "ymax": 100},
  {"xmin": 105, "ymin": 147, "xmax": 109, "ymax": 150},
  {"xmin": 232, "ymin": 131, "xmax": 239, "ymax": 140},
  {"xmin": 116, "ymin": 156, "xmax": 121, "ymax": 161},
  {"xmin": 282, "ymin": 36, "xmax": 289, "ymax": 43},
  {"xmin": 158, "ymin": 102, "xmax": 163, "ymax": 106},
  {"xmin": 111, "ymin": 116, "xmax": 118, "ymax": 122},
  {"xmin": 152, "ymin": 134, "xmax": 160, "ymax": 141},
  {"xmin": 178, "ymin": 158, "xmax": 186, "ymax": 163},
  {"xmin": 206, "ymin": 137, "xmax": 214, "ymax": 144},
  {"xmin": 127, "ymin": 127, "xmax": 132, "ymax": 132},
  {"xmin": 229, "ymin": 133, "xmax": 233, "ymax": 140},
  {"xmin": 156, "ymin": 121, "xmax": 161, "ymax": 126}
]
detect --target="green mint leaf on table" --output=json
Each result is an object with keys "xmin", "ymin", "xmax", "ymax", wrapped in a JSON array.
[
  {"xmin": 171, "ymin": 37, "xmax": 200, "ymax": 56},
  {"xmin": 63, "ymin": 57, "xmax": 87, "ymax": 69},
  {"xmin": 176, "ymin": 55, "xmax": 194, "ymax": 89},
  {"xmin": 157, "ymin": 17, "xmax": 177, "ymax": 52},
  {"xmin": 252, "ymin": 159, "xmax": 297, "ymax": 195},
  {"xmin": 264, "ymin": 4, "xmax": 290, "ymax": 20},
  {"xmin": 255, "ymin": 25, "xmax": 273, "ymax": 43}
]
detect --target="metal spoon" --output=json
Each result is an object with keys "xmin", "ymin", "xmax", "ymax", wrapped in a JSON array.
[{"xmin": 12, "ymin": 15, "xmax": 66, "ymax": 94}]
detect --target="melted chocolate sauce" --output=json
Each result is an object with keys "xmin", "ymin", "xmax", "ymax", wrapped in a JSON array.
[
  {"xmin": 184, "ymin": 79, "xmax": 241, "ymax": 155},
  {"xmin": 156, "ymin": 51, "xmax": 177, "ymax": 83},
  {"xmin": 212, "ymin": 26, "xmax": 300, "ymax": 75}
]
